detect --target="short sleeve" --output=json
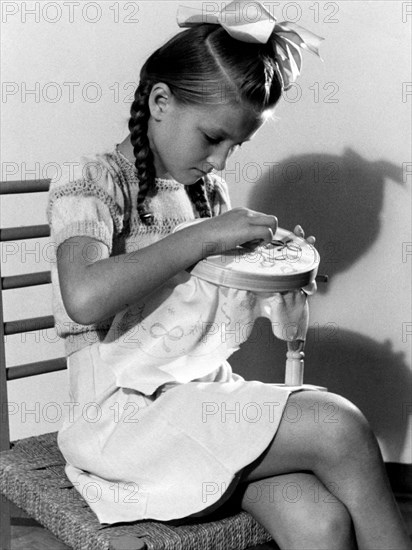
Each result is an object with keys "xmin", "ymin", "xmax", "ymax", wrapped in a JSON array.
[
  {"xmin": 47, "ymin": 153, "xmax": 125, "ymax": 255},
  {"xmin": 204, "ymin": 173, "xmax": 232, "ymax": 216}
]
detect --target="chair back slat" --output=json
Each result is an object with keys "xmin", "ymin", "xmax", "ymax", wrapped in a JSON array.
[
  {"xmin": 2, "ymin": 271, "xmax": 52, "ymax": 290},
  {"xmin": 4, "ymin": 315, "xmax": 55, "ymax": 336},
  {"xmin": 7, "ymin": 358, "xmax": 67, "ymax": 381},
  {"xmin": 0, "ymin": 179, "xmax": 51, "ymax": 194},
  {"xmin": 0, "ymin": 178, "xmax": 65, "ymax": 452},
  {"xmin": 0, "ymin": 225, "xmax": 50, "ymax": 242},
  {"xmin": 0, "ymin": 283, "xmax": 11, "ymax": 451}
]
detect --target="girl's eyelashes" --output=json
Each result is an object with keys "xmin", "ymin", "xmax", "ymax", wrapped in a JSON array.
[
  {"xmin": 203, "ymin": 134, "xmax": 243, "ymax": 151},
  {"xmin": 204, "ymin": 134, "xmax": 222, "ymax": 145}
]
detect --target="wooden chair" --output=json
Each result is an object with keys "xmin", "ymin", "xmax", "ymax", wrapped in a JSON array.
[
  {"xmin": 0, "ymin": 178, "xmax": 325, "ymax": 550},
  {"xmin": 0, "ymin": 178, "xmax": 279, "ymax": 550}
]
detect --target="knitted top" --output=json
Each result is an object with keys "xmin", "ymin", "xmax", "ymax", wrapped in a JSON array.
[{"xmin": 46, "ymin": 145, "xmax": 231, "ymax": 357}]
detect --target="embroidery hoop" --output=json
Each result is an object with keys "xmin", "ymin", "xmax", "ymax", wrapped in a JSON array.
[{"xmin": 174, "ymin": 219, "xmax": 320, "ymax": 292}]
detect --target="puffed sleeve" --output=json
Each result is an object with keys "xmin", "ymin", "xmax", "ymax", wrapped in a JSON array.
[
  {"xmin": 46, "ymin": 153, "xmax": 126, "ymax": 255},
  {"xmin": 204, "ymin": 173, "xmax": 232, "ymax": 216}
]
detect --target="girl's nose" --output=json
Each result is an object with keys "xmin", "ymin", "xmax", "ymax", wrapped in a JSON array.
[{"xmin": 206, "ymin": 145, "xmax": 231, "ymax": 172}]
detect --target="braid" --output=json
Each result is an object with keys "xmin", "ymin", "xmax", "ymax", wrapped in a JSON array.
[
  {"xmin": 128, "ymin": 82, "xmax": 212, "ymax": 223},
  {"xmin": 128, "ymin": 82, "xmax": 157, "ymax": 225},
  {"xmin": 186, "ymin": 178, "xmax": 212, "ymax": 218}
]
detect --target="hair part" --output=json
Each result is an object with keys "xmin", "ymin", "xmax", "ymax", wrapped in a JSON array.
[{"xmin": 128, "ymin": 24, "xmax": 283, "ymax": 225}]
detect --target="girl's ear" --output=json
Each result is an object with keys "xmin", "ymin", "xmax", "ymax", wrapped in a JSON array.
[{"xmin": 148, "ymin": 83, "xmax": 173, "ymax": 121}]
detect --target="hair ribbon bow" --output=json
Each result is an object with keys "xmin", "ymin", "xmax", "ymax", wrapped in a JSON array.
[{"xmin": 177, "ymin": 0, "xmax": 324, "ymax": 89}]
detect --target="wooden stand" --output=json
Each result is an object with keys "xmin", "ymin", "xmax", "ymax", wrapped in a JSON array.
[
  {"xmin": 280, "ymin": 339, "xmax": 327, "ymax": 391},
  {"xmin": 285, "ymin": 340, "xmax": 305, "ymax": 386}
]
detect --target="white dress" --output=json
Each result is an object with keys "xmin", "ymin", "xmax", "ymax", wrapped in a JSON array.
[{"xmin": 58, "ymin": 270, "xmax": 317, "ymax": 524}]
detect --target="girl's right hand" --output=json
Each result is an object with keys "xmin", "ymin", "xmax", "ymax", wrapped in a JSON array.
[{"xmin": 194, "ymin": 207, "xmax": 278, "ymax": 257}]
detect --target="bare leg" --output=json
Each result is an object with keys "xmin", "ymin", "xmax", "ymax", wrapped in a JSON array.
[
  {"xmin": 240, "ymin": 472, "xmax": 356, "ymax": 549},
  {"xmin": 241, "ymin": 391, "xmax": 410, "ymax": 550}
]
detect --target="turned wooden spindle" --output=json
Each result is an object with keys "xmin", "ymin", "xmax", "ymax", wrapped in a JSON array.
[{"xmin": 285, "ymin": 339, "xmax": 305, "ymax": 386}]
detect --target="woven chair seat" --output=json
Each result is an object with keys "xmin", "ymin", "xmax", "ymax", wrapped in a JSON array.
[{"xmin": 0, "ymin": 431, "xmax": 272, "ymax": 550}]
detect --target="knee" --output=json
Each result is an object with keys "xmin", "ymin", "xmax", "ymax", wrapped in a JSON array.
[
  {"xmin": 309, "ymin": 504, "xmax": 354, "ymax": 548},
  {"xmin": 281, "ymin": 500, "xmax": 354, "ymax": 549},
  {"xmin": 298, "ymin": 391, "xmax": 381, "ymax": 466},
  {"xmin": 326, "ymin": 393, "xmax": 379, "ymax": 457}
]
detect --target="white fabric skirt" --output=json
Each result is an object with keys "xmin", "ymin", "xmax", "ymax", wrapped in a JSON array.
[{"xmin": 58, "ymin": 343, "xmax": 316, "ymax": 525}]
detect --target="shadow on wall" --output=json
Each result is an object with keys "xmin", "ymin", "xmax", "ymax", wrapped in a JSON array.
[
  {"xmin": 246, "ymin": 147, "xmax": 404, "ymax": 287},
  {"xmin": 230, "ymin": 148, "xmax": 409, "ymax": 458},
  {"xmin": 233, "ymin": 320, "xmax": 410, "ymax": 459}
]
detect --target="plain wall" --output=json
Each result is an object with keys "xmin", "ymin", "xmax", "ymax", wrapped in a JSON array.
[{"xmin": 1, "ymin": 1, "xmax": 411, "ymax": 462}]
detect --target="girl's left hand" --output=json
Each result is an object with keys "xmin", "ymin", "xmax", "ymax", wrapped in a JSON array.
[{"xmin": 293, "ymin": 224, "xmax": 316, "ymax": 246}]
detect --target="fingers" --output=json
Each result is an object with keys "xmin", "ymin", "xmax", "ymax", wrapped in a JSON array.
[
  {"xmin": 249, "ymin": 213, "xmax": 278, "ymax": 233},
  {"xmin": 293, "ymin": 224, "xmax": 304, "ymax": 238},
  {"xmin": 251, "ymin": 224, "xmax": 275, "ymax": 246},
  {"xmin": 241, "ymin": 238, "xmax": 264, "ymax": 251},
  {"xmin": 240, "ymin": 216, "xmax": 319, "ymax": 251},
  {"xmin": 247, "ymin": 213, "xmax": 277, "ymax": 245},
  {"xmin": 243, "ymin": 227, "xmax": 275, "ymax": 249},
  {"xmin": 294, "ymin": 224, "xmax": 316, "ymax": 245}
]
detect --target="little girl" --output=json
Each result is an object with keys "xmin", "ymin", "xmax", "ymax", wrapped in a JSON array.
[{"xmin": 47, "ymin": 2, "xmax": 410, "ymax": 548}]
